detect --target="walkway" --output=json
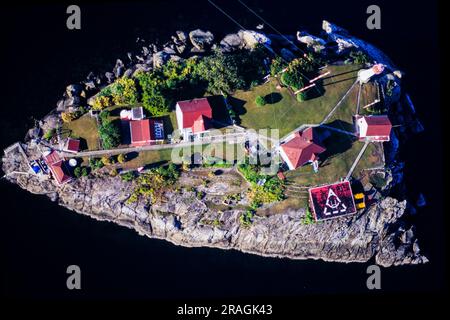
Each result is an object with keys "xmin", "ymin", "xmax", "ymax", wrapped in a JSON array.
[
  {"xmin": 321, "ymin": 79, "xmax": 358, "ymax": 125},
  {"xmin": 345, "ymin": 141, "xmax": 369, "ymax": 181}
]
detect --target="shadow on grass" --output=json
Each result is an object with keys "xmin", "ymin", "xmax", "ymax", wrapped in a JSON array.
[
  {"xmin": 264, "ymin": 92, "xmax": 282, "ymax": 104},
  {"xmin": 125, "ymin": 151, "xmax": 139, "ymax": 161},
  {"xmin": 227, "ymin": 96, "xmax": 247, "ymax": 125},
  {"xmin": 321, "ymin": 67, "xmax": 361, "ymax": 81},
  {"xmin": 324, "ymin": 119, "xmax": 355, "ymax": 133},
  {"xmin": 119, "ymin": 119, "xmax": 131, "ymax": 145},
  {"xmin": 160, "ymin": 115, "xmax": 174, "ymax": 138},
  {"xmin": 323, "ymin": 76, "xmax": 357, "ymax": 87},
  {"xmin": 207, "ymin": 95, "xmax": 232, "ymax": 128},
  {"xmin": 305, "ymin": 82, "xmax": 326, "ymax": 100},
  {"xmin": 145, "ymin": 160, "xmax": 168, "ymax": 170},
  {"xmin": 319, "ymin": 126, "xmax": 355, "ymax": 164},
  {"xmin": 109, "ymin": 107, "xmax": 123, "ymax": 117},
  {"xmin": 78, "ymin": 137, "xmax": 88, "ymax": 151}
]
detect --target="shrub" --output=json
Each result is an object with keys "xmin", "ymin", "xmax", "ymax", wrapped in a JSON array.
[
  {"xmin": 239, "ymin": 209, "xmax": 255, "ymax": 227},
  {"xmin": 350, "ymin": 50, "xmax": 370, "ymax": 65},
  {"xmin": 92, "ymin": 95, "xmax": 112, "ymax": 110},
  {"xmin": 280, "ymin": 70, "xmax": 304, "ymax": 91},
  {"xmin": 255, "ymin": 95, "xmax": 266, "ymax": 107},
  {"xmin": 270, "ymin": 57, "xmax": 287, "ymax": 76},
  {"xmin": 81, "ymin": 167, "xmax": 89, "ymax": 176},
  {"xmin": 370, "ymin": 173, "xmax": 387, "ymax": 189},
  {"xmin": 43, "ymin": 128, "xmax": 56, "ymax": 141},
  {"xmin": 207, "ymin": 171, "xmax": 215, "ymax": 178},
  {"xmin": 126, "ymin": 164, "xmax": 180, "ymax": 204},
  {"xmin": 296, "ymin": 91, "xmax": 307, "ymax": 102},
  {"xmin": 110, "ymin": 77, "xmax": 138, "ymax": 105},
  {"xmin": 121, "ymin": 171, "xmax": 135, "ymax": 182},
  {"xmin": 300, "ymin": 207, "xmax": 315, "ymax": 225},
  {"xmin": 101, "ymin": 156, "xmax": 112, "ymax": 166},
  {"xmin": 73, "ymin": 167, "xmax": 82, "ymax": 178},
  {"xmin": 117, "ymin": 153, "xmax": 126, "ymax": 163},
  {"xmin": 135, "ymin": 72, "xmax": 171, "ymax": 117},
  {"xmin": 61, "ymin": 111, "xmax": 78, "ymax": 123},
  {"xmin": 98, "ymin": 111, "xmax": 121, "ymax": 149},
  {"xmin": 89, "ymin": 158, "xmax": 104, "ymax": 170}
]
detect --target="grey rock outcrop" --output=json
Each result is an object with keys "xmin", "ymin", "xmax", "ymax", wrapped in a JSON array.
[
  {"xmin": 219, "ymin": 30, "xmax": 271, "ymax": 52},
  {"xmin": 113, "ymin": 59, "xmax": 125, "ymax": 78},
  {"xmin": 1, "ymin": 144, "xmax": 427, "ymax": 267},
  {"xmin": 65, "ymin": 84, "xmax": 83, "ymax": 98},
  {"xmin": 153, "ymin": 51, "xmax": 171, "ymax": 68},
  {"xmin": 238, "ymin": 30, "xmax": 271, "ymax": 49},
  {"xmin": 189, "ymin": 29, "xmax": 214, "ymax": 51},
  {"xmin": 296, "ymin": 31, "xmax": 326, "ymax": 53},
  {"xmin": 220, "ymin": 33, "xmax": 244, "ymax": 52},
  {"xmin": 322, "ymin": 20, "xmax": 395, "ymax": 68}
]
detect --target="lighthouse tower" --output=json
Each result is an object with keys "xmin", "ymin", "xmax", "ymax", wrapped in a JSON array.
[{"xmin": 357, "ymin": 63, "xmax": 385, "ymax": 84}]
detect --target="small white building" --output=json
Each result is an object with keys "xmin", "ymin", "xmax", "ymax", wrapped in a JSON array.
[
  {"xmin": 355, "ymin": 115, "xmax": 392, "ymax": 142},
  {"xmin": 357, "ymin": 63, "xmax": 385, "ymax": 84}
]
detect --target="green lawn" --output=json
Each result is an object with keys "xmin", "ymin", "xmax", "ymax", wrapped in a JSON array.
[
  {"xmin": 62, "ymin": 114, "xmax": 100, "ymax": 151},
  {"xmin": 230, "ymin": 64, "xmax": 364, "ymax": 138},
  {"xmin": 284, "ymin": 132, "xmax": 384, "ymax": 187},
  {"xmin": 120, "ymin": 148, "xmax": 174, "ymax": 170},
  {"xmin": 119, "ymin": 142, "xmax": 245, "ymax": 170}
]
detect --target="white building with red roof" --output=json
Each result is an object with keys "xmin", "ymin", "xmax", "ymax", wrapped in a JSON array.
[
  {"xmin": 175, "ymin": 98, "xmax": 213, "ymax": 140},
  {"xmin": 279, "ymin": 127, "xmax": 326, "ymax": 171},
  {"xmin": 355, "ymin": 115, "xmax": 392, "ymax": 142},
  {"xmin": 44, "ymin": 151, "xmax": 72, "ymax": 185}
]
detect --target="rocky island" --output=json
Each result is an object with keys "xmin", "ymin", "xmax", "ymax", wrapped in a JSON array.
[{"xmin": 2, "ymin": 21, "xmax": 428, "ymax": 267}]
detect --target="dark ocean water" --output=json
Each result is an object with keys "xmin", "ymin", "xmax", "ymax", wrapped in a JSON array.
[{"xmin": 0, "ymin": 1, "xmax": 444, "ymax": 299}]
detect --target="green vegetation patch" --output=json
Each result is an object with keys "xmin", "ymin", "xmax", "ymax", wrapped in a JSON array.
[
  {"xmin": 285, "ymin": 132, "xmax": 384, "ymax": 187},
  {"xmin": 127, "ymin": 163, "xmax": 180, "ymax": 204},
  {"xmin": 62, "ymin": 114, "xmax": 100, "ymax": 151},
  {"xmin": 231, "ymin": 64, "xmax": 363, "ymax": 138}
]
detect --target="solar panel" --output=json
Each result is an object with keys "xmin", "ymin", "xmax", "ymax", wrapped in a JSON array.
[
  {"xmin": 132, "ymin": 107, "xmax": 144, "ymax": 120},
  {"xmin": 153, "ymin": 121, "xmax": 164, "ymax": 139}
]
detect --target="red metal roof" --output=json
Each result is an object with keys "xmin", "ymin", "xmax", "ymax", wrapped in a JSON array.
[
  {"xmin": 130, "ymin": 119, "xmax": 151, "ymax": 146},
  {"xmin": 44, "ymin": 150, "xmax": 62, "ymax": 165},
  {"xmin": 192, "ymin": 115, "xmax": 210, "ymax": 133},
  {"xmin": 49, "ymin": 160, "xmax": 72, "ymax": 185},
  {"xmin": 65, "ymin": 138, "xmax": 80, "ymax": 152},
  {"xmin": 177, "ymin": 98, "xmax": 212, "ymax": 129},
  {"xmin": 364, "ymin": 115, "xmax": 392, "ymax": 137},
  {"xmin": 281, "ymin": 128, "xmax": 326, "ymax": 169}
]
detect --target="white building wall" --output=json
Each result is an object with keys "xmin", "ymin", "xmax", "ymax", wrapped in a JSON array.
[
  {"xmin": 357, "ymin": 118, "xmax": 368, "ymax": 138},
  {"xmin": 279, "ymin": 147, "xmax": 295, "ymax": 170}
]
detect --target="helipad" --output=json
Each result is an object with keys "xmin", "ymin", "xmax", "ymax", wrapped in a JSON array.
[{"xmin": 308, "ymin": 181, "xmax": 357, "ymax": 221}]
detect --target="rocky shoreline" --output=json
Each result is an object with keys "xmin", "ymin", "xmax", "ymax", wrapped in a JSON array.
[{"xmin": 2, "ymin": 21, "xmax": 428, "ymax": 267}]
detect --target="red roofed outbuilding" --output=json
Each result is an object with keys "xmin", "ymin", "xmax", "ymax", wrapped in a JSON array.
[
  {"xmin": 279, "ymin": 127, "xmax": 326, "ymax": 170},
  {"xmin": 355, "ymin": 115, "xmax": 392, "ymax": 142},
  {"xmin": 176, "ymin": 98, "xmax": 213, "ymax": 140},
  {"xmin": 129, "ymin": 119, "xmax": 164, "ymax": 146},
  {"xmin": 44, "ymin": 151, "xmax": 72, "ymax": 185},
  {"xmin": 64, "ymin": 138, "xmax": 80, "ymax": 153}
]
